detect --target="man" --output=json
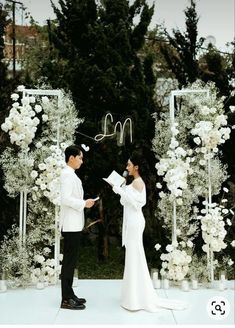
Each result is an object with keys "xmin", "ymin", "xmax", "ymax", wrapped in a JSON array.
[{"xmin": 60, "ymin": 145, "xmax": 95, "ymax": 310}]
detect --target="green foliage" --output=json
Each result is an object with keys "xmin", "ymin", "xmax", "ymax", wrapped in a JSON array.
[
  {"xmin": 159, "ymin": 1, "xmax": 203, "ymax": 87},
  {"xmin": 199, "ymin": 45, "xmax": 232, "ymax": 96}
]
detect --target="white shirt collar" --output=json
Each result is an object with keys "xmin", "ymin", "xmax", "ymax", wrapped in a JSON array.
[{"xmin": 65, "ymin": 164, "xmax": 75, "ymax": 172}]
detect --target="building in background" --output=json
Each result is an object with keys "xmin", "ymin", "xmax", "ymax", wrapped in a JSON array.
[{"xmin": 3, "ymin": 24, "xmax": 38, "ymax": 73}]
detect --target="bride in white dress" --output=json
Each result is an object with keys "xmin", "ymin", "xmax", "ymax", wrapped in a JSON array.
[{"xmin": 112, "ymin": 153, "xmax": 187, "ymax": 312}]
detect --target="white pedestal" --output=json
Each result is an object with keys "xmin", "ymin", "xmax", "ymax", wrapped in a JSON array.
[{"xmin": 0, "ymin": 280, "xmax": 7, "ymax": 293}]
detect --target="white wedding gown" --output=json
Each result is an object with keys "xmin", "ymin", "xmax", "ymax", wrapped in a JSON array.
[{"xmin": 113, "ymin": 181, "xmax": 187, "ymax": 312}]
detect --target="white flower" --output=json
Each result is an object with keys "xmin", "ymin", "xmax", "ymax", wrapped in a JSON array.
[
  {"xmin": 229, "ymin": 105, "xmax": 235, "ymax": 113},
  {"xmin": 162, "ymin": 262, "xmax": 168, "ymax": 268},
  {"xmin": 35, "ymin": 105, "xmax": 42, "ymax": 113},
  {"xmin": 171, "ymin": 126, "xmax": 179, "ymax": 136},
  {"xmin": 169, "ymin": 137, "xmax": 179, "ymax": 149},
  {"xmin": 38, "ymin": 163, "xmax": 46, "ymax": 171},
  {"xmin": 21, "ymin": 97, "xmax": 30, "ymax": 106},
  {"xmin": 231, "ymin": 240, "xmax": 235, "ymax": 247},
  {"xmin": 43, "ymin": 247, "xmax": 51, "ymax": 255},
  {"xmin": 1, "ymin": 122, "xmax": 9, "ymax": 132},
  {"xmin": 42, "ymin": 114, "xmax": 48, "ymax": 122},
  {"xmin": 175, "ymin": 147, "xmax": 187, "ymax": 157},
  {"xmin": 176, "ymin": 198, "xmax": 183, "ymax": 205},
  {"xmin": 193, "ymin": 137, "xmax": 201, "ymax": 145},
  {"xmin": 34, "ymin": 255, "xmax": 45, "ymax": 264},
  {"xmin": 226, "ymin": 219, "xmax": 232, "ymax": 226},
  {"xmin": 202, "ymin": 244, "xmax": 209, "ymax": 252},
  {"xmin": 223, "ymin": 187, "xmax": 229, "ymax": 193},
  {"xmin": 228, "ymin": 259, "xmax": 234, "ymax": 266},
  {"xmin": 176, "ymin": 228, "xmax": 181, "ymax": 236},
  {"xmin": 17, "ymin": 85, "xmax": 25, "ymax": 92},
  {"xmin": 156, "ymin": 182, "xmax": 162, "ymax": 189},
  {"xmin": 11, "ymin": 93, "xmax": 19, "ymax": 101},
  {"xmin": 199, "ymin": 160, "xmax": 206, "ymax": 166},
  {"xmin": 210, "ymin": 227, "xmax": 216, "ymax": 234},
  {"xmin": 29, "ymin": 96, "xmax": 36, "ymax": 103},
  {"xmin": 159, "ymin": 191, "xmax": 166, "ymax": 198},
  {"xmin": 166, "ymin": 244, "xmax": 174, "ymax": 252},
  {"xmin": 30, "ymin": 170, "xmax": 38, "ymax": 179},
  {"xmin": 60, "ymin": 142, "xmax": 68, "ymax": 150},
  {"xmin": 222, "ymin": 209, "xmax": 229, "ymax": 214},
  {"xmin": 36, "ymin": 142, "xmax": 42, "ymax": 148},
  {"xmin": 154, "ymin": 243, "xmax": 161, "ymax": 251},
  {"xmin": 42, "ymin": 96, "xmax": 49, "ymax": 104},
  {"xmin": 186, "ymin": 240, "xmax": 193, "ymax": 248}
]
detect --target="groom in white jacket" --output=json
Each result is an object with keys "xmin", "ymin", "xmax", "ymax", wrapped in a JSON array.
[{"xmin": 60, "ymin": 145, "xmax": 94, "ymax": 310}]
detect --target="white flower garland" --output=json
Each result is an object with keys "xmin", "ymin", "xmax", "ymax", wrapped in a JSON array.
[
  {"xmin": 155, "ymin": 122, "xmax": 193, "ymax": 203},
  {"xmin": 32, "ymin": 145, "xmax": 65, "ymax": 205},
  {"xmin": 199, "ymin": 205, "xmax": 227, "ymax": 253}
]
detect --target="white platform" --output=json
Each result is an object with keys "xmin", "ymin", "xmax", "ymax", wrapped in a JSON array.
[{"xmin": 0, "ymin": 279, "xmax": 234, "ymax": 326}]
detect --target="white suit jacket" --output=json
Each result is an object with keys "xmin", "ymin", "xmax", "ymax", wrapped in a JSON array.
[{"xmin": 59, "ymin": 165, "xmax": 86, "ymax": 232}]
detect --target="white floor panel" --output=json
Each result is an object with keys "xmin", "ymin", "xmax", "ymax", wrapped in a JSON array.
[
  {"xmin": 0, "ymin": 279, "xmax": 234, "ymax": 325},
  {"xmin": 55, "ymin": 280, "xmax": 176, "ymax": 325},
  {"xmin": 164, "ymin": 284, "xmax": 235, "ymax": 325}
]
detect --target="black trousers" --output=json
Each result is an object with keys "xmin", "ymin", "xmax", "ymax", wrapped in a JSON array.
[{"xmin": 61, "ymin": 231, "xmax": 81, "ymax": 300}]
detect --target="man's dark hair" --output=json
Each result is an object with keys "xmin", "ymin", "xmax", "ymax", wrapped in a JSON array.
[{"xmin": 65, "ymin": 145, "xmax": 83, "ymax": 163}]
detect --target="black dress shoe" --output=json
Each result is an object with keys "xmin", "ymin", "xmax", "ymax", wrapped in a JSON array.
[
  {"xmin": 61, "ymin": 298, "xmax": 86, "ymax": 310},
  {"xmin": 73, "ymin": 295, "xmax": 86, "ymax": 304}
]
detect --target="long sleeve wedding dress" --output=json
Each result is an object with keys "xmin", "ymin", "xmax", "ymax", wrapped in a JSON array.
[{"xmin": 113, "ymin": 181, "xmax": 187, "ymax": 312}]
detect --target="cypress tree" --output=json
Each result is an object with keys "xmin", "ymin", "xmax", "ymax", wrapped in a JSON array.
[
  {"xmin": 50, "ymin": 0, "xmax": 157, "ymax": 259},
  {"xmin": 160, "ymin": 0, "xmax": 203, "ymax": 87}
]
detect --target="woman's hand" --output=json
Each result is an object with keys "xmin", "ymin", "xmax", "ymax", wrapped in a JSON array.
[{"xmin": 85, "ymin": 199, "xmax": 95, "ymax": 208}]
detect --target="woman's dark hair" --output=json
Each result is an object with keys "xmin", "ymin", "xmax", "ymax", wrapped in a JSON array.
[
  {"xmin": 129, "ymin": 151, "xmax": 147, "ymax": 179},
  {"xmin": 65, "ymin": 145, "xmax": 83, "ymax": 163}
]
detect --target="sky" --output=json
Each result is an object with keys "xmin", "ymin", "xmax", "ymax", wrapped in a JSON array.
[{"xmin": 3, "ymin": 0, "xmax": 235, "ymax": 51}]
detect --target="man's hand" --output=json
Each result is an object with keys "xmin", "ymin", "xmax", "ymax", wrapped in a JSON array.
[{"xmin": 85, "ymin": 199, "xmax": 95, "ymax": 208}]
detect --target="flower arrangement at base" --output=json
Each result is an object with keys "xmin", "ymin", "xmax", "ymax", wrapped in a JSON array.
[
  {"xmin": 159, "ymin": 243, "xmax": 192, "ymax": 281},
  {"xmin": 30, "ymin": 249, "xmax": 63, "ymax": 286},
  {"xmin": 0, "ymin": 226, "xmax": 31, "ymax": 288}
]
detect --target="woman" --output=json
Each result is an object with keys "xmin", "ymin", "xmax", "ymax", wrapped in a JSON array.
[{"xmin": 112, "ymin": 152, "xmax": 187, "ymax": 312}]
